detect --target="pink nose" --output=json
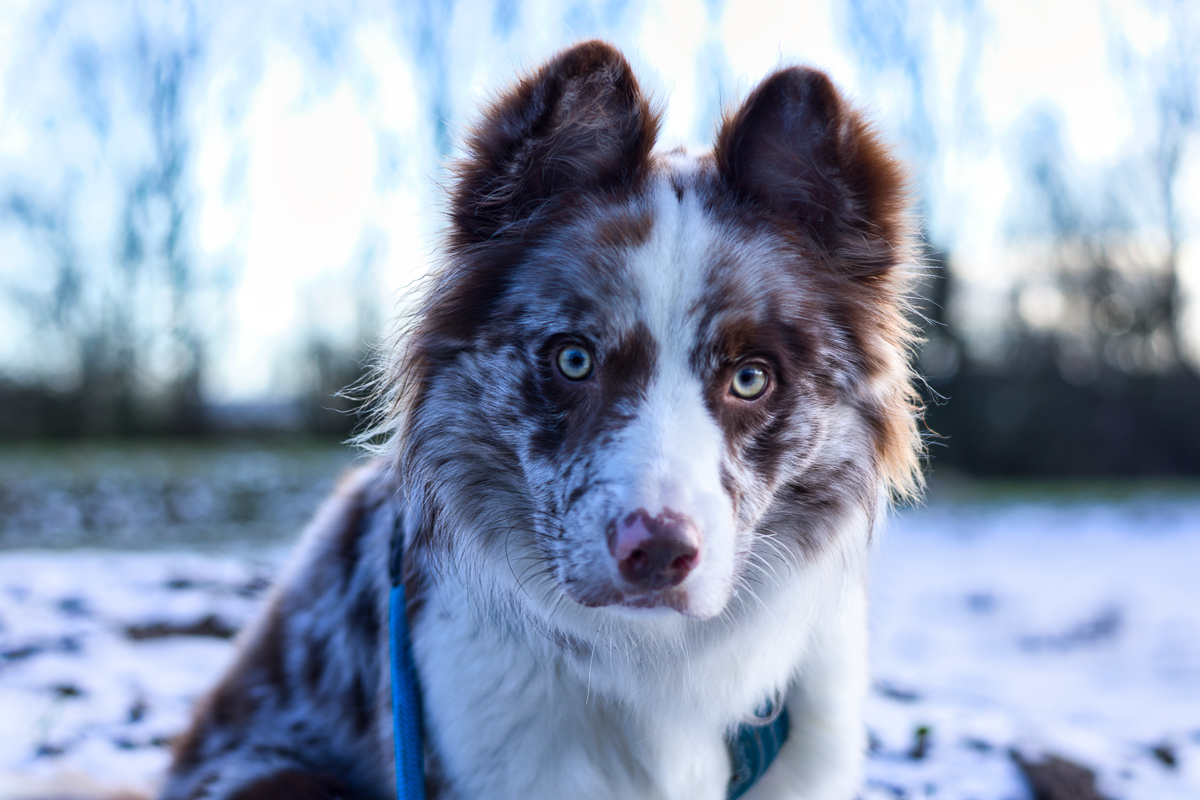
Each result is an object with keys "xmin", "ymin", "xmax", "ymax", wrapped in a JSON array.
[{"xmin": 609, "ymin": 508, "xmax": 701, "ymax": 590}]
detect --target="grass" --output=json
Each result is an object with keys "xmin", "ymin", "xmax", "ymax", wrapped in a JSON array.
[
  {"xmin": 0, "ymin": 438, "xmax": 1195, "ymax": 550},
  {"xmin": 0, "ymin": 437, "xmax": 360, "ymax": 550},
  {"xmin": 924, "ymin": 469, "xmax": 1200, "ymax": 504}
]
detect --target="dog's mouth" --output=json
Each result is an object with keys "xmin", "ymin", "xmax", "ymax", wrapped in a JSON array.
[
  {"xmin": 564, "ymin": 582, "xmax": 703, "ymax": 618},
  {"xmin": 550, "ymin": 506, "xmax": 733, "ymax": 620}
]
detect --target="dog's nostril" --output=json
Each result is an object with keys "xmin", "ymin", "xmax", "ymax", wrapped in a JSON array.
[
  {"xmin": 611, "ymin": 509, "xmax": 701, "ymax": 590},
  {"xmin": 617, "ymin": 537, "xmax": 698, "ymax": 589}
]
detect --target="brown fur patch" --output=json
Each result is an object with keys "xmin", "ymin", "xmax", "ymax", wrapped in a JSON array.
[
  {"xmin": 601, "ymin": 321, "xmax": 657, "ymax": 410},
  {"xmin": 595, "ymin": 209, "xmax": 654, "ymax": 249},
  {"xmin": 225, "ymin": 769, "xmax": 358, "ymax": 800}
]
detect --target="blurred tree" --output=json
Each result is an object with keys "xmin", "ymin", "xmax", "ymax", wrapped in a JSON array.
[
  {"xmin": 841, "ymin": 0, "xmax": 1200, "ymax": 475},
  {"xmin": 1, "ymin": 1, "xmax": 209, "ymax": 436},
  {"xmin": 298, "ymin": 244, "xmax": 384, "ymax": 437},
  {"xmin": 1120, "ymin": 0, "xmax": 1198, "ymax": 365},
  {"xmin": 398, "ymin": 0, "xmax": 457, "ymax": 158},
  {"xmin": 1004, "ymin": 0, "xmax": 1198, "ymax": 382},
  {"xmin": 840, "ymin": 0, "xmax": 988, "ymax": 382},
  {"xmin": 936, "ymin": 0, "xmax": 1200, "ymax": 475}
]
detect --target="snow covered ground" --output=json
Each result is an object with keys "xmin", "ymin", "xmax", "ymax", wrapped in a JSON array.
[
  {"xmin": 862, "ymin": 495, "xmax": 1200, "ymax": 800},
  {"xmin": 2, "ymin": 484, "xmax": 1198, "ymax": 800}
]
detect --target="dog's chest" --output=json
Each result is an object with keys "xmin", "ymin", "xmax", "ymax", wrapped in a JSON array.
[{"xmin": 410, "ymin": 583, "xmax": 736, "ymax": 800}]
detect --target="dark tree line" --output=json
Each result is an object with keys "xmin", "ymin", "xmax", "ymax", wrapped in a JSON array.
[{"xmin": 893, "ymin": 0, "xmax": 1200, "ymax": 476}]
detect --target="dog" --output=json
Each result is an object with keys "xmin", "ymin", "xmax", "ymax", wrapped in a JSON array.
[{"xmin": 159, "ymin": 41, "xmax": 923, "ymax": 800}]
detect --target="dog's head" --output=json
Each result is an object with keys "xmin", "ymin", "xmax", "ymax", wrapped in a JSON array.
[{"xmin": 384, "ymin": 42, "xmax": 921, "ymax": 622}]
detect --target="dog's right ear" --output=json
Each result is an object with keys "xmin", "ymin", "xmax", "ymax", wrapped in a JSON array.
[{"xmin": 450, "ymin": 41, "xmax": 659, "ymax": 247}]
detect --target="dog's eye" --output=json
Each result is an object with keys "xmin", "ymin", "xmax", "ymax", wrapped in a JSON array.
[
  {"xmin": 730, "ymin": 365, "xmax": 768, "ymax": 399},
  {"xmin": 556, "ymin": 345, "xmax": 594, "ymax": 381}
]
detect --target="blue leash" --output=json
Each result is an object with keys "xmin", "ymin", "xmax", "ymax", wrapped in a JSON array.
[
  {"xmin": 386, "ymin": 523, "xmax": 787, "ymax": 800},
  {"xmin": 388, "ymin": 522, "xmax": 425, "ymax": 800}
]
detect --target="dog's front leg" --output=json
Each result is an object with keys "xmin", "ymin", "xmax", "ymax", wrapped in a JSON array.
[{"xmin": 740, "ymin": 578, "xmax": 869, "ymax": 800}]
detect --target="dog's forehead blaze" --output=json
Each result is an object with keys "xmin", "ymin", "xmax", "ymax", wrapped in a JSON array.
[
  {"xmin": 604, "ymin": 178, "xmax": 733, "ymax": 366},
  {"xmin": 479, "ymin": 163, "xmax": 809, "ymax": 368},
  {"xmin": 503, "ymin": 183, "xmax": 729, "ymax": 464},
  {"xmin": 529, "ymin": 174, "xmax": 821, "ymax": 384}
]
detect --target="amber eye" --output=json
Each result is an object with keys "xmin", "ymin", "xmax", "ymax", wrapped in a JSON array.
[
  {"xmin": 730, "ymin": 365, "xmax": 768, "ymax": 399},
  {"xmin": 556, "ymin": 345, "xmax": 594, "ymax": 381}
]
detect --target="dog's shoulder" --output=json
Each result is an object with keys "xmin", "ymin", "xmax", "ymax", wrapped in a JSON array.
[{"xmin": 160, "ymin": 461, "xmax": 402, "ymax": 800}]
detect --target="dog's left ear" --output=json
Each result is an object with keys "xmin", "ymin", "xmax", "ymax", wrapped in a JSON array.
[
  {"xmin": 715, "ymin": 67, "xmax": 909, "ymax": 276},
  {"xmin": 718, "ymin": 68, "xmax": 924, "ymax": 501}
]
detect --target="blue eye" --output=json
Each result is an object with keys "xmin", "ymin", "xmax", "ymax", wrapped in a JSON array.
[
  {"xmin": 556, "ymin": 345, "xmax": 594, "ymax": 380},
  {"xmin": 730, "ymin": 365, "xmax": 768, "ymax": 399}
]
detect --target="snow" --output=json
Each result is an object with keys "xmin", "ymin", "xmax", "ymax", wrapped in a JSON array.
[
  {"xmin": 864, "ymin": 497, "xmax": 1200, "ymax": 800},
  {"xmin": 0, "ymin": 548, "xmax": 287, "ymax": 799},
  {"xmin": 2, "ymin": 493, "xmax": 1199, "ymax": 800}
]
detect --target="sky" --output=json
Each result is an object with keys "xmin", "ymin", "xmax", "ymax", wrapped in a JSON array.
[{"xmin": 0, "ymin": 0, "xmax": 1196, "ymax": 402}]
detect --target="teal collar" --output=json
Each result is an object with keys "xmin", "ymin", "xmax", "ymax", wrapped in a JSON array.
[
  {"xmin": 726, "ymin": 700, "xmax": 791, "ymax": 800},
  {"xmin": 387, "ymin": 527, "xmax": 789, "ymax": 800}
]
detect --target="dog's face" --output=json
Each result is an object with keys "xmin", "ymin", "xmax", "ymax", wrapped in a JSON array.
[{"xmin": 394, "ymin": 42, "xmax": 920, "ymax": 622}]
